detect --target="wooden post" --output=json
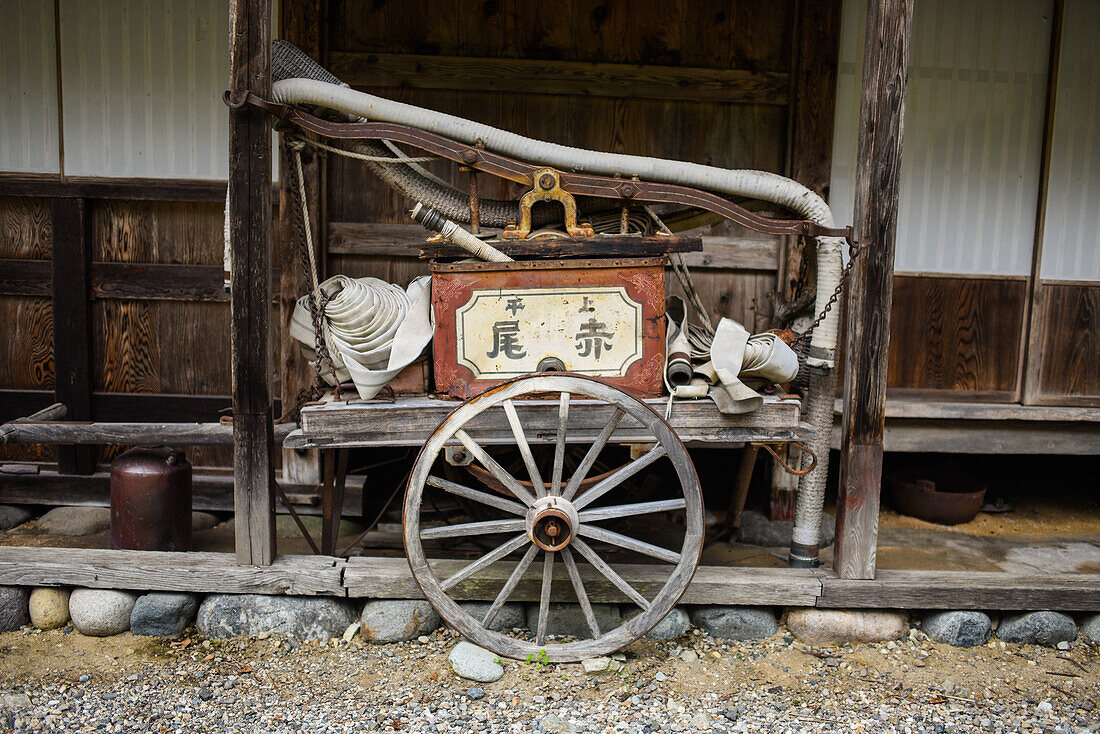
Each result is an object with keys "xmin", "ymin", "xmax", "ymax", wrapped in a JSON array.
[
  {"xmin": 835, "ymin": 0, "xmax": 913, "ymax": 580},
  {"xmin": 229, "ymin": 0, "xmax": 276, "ymax": 565},
  {"xmin": 50, "ymin": 198, "xmax": 96, "ymax": 476},
  {"xmin": 278, "ymin": 0, "xmax": 324, "ymax": 486}
]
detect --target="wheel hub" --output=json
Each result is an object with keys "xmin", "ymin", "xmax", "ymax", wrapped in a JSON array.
[{"xmin": 525, "ymin": 495, "xmax": 579, "ymax": 551}]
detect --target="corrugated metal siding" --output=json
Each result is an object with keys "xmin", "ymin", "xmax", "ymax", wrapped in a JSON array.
[
  {"xmin": 58, "ymin": 0, "xmax": 230, "ymax": 179},
  {"xmin": 0, "ymin": 0, "xmax": 60, "ymax": 174},
  {"xmin": 1039, "ymin": 0, "xmax": 1100, "ymax": 282},
  {"xmin": 830, "ymin": 0, "xmax": 1053, "ymax": 276}
]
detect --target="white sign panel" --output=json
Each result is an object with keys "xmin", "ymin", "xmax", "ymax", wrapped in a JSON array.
[{"xmin": 456, "ymin": 286, "xmax": 643, "ymax": 378}]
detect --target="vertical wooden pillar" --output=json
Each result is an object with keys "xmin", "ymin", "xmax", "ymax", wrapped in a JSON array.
[
  {"xmin": 229, "ymin": 0, "xmax": 276, "ymax": 565},
  {"xmin": 835, "ymin": 0, "xmax": 913, "ymax": 580},
  {"xmin": 277, "ymin": 0, "xmax": 324, "ymax": 487},
  {"xmin": 50, "ymin": 197, "xmax": 95, "ymax": 476}
]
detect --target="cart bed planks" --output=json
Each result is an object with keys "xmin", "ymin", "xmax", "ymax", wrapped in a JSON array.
[{"xmin": 289, "ymin": 395, "xmax": 807, "ymax": 449}]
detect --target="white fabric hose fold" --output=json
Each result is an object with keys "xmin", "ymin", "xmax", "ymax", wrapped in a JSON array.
[{"xmin": 289, "ymin": 275, "xmax": 433, "ymax": 399}]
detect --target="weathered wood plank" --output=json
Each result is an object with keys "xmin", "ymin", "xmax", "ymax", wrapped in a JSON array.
[
  {"xmin": 817, "ymin": 569, "xmax": 1100, "ymax": 611},
  {"xmin": 418, "ymin": 236, "xmax": 702, "ymax": 260},
  {"xmin": 0, "ymin": 469, "xmax": 364, "ymax": 515},
  {"xmin": 292, "ymin": 396, "xmax": 806, "ymax": 449},
  {"xmin": 0, "ymin": 547, "xmax": 344, "ymax": 596},
  {"xmin": 344, "ymin": 556, "xmax": 821, "ymax": 606},
  {"xmin": 1, "ymin": 389, "xmax": 244, "ymax": 424},
  {"xmin": 3, "ymin": 421, "xmax": 296, "ymax": 446},
  {"xmin": 835, "ymin": 398, "xmax": 1100, "ymax": 423},
  {"xmin": 0, "ymin": 176, "xmax": 226, "ymax": 202},
  {"xmin": 328, "ymin": 52, "xmax": 790, "ymax": 106},
  {"xmin": 328, "ymin": 222, "xmax": 778, "ymax": 270},
  {"xmin": 91, "ymin": 263, "xmax": 231, "ymax": 302},
  {"xmin": 229, "ymin": 0, "xmax": 276, "ymax": 565},
  {"xmin": 836, "ymin": 0, "xmax": 913, "ymax": 581}
]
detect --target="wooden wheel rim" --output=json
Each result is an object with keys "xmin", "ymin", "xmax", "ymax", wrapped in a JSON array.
[{"xmin": 403, "ymin": 374, "xmax": 703, "ymax": 662}]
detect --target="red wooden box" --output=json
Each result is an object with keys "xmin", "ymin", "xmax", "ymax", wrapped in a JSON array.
[{"xmin": 430, "ymin": 257, "xmax": 667, "ymax": 400}]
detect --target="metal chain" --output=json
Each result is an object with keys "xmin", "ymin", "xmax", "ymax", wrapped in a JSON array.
[{"xmin": 792, "ymin": 239, "xmax": 868, "ymax": 347}]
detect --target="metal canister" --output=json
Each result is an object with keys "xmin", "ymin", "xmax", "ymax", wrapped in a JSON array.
[{"xmin": 110, "ymin": 446, "xmax": 192, "ymax": 551}]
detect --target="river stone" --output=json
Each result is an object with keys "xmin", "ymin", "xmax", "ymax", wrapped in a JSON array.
[
  {"xmin": 458, "ymin": 602, "xmax": 527, "ymax": 631},
  {"xmin": 130, "ymin": 592, "xmax": 199, "ymax": 637},
  {"xmin": 448, "ymin": 641, "xmax": 504, "ymax": 682},
  {"xmin": 360, "ymin": 600, "xmax": 440, "ymax": 642},
  {"xmin": 690, "ymin": 606, "xmax": 777, "ymax": 640},
  {"xmin": 646, "ymin": 608, "xmax": 692, "ymax": 639},
  {"xmin": 786, "ymin": 608, "xmax": 908, "ymax": 645},
  {"xmin": 197, "ymin": 594, "xmax": 355, "ymax": 640},
  {"xmin": 29, "ymin": 588, "xmax": 70, "ymax": 630},
  {"xmin": 1080, "ymin": 613, "xmax": 1100, "ymax": 643},
  {"xmin": 921, "ymin": 610, "xmax": 992, "ymax": 647},
  {"xmin": 37, "ymin": 506, "xmax": 111, "ymax": 536},
  {"xmin": 738, "ymin": 510, "xmax": 836, "ymax": 548},
  {"xmin": 0, "ymin": 587, "xmax": 30, "ymax": 632},
  {"xmin": 69, "ymin": 589, "xmax": 136, "ymax": 636},
  {"xmin": 525, "ymin": 603, "xmax": 621, "ymax": 638},
  {"xmin": 997, "ymin": 611, "xmax": 1077, "ymax": 647},
  {"xmin": 0, "ymin": 505, "xmax": 33, "ymax": 532}
]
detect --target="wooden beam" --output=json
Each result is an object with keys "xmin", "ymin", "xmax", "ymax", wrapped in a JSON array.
[
  {"xmin": 0, "ymin": 176, "xmax": 226, "ymax": 202},
  {"xmin": 344, "ymin": 557, "xmax": 821, "ymax": 605},
  {"xmin": 229, "ymin": 0, "xmax": 276, "ymax": 566},
  {"xmin": 817, "ymin": 569, "xmax": 1100, "ymax": 611},
  {"xmin": 0, "ymin": 547, "xmax": 344, "ymax": 596},
  {"xmin": 835, "ymin": 0, "xmax": 913, "ymax": 580},
  {"xmin": 49, "ymin": 198, "xmax": 96, "ymax": 476},
  {"xmin": 327, "ymin": 52, "xmax": 790, "ymax": 106},
  {"xmin": 2, "ymin": 421, "xmax": 296, "ymax": 446}
]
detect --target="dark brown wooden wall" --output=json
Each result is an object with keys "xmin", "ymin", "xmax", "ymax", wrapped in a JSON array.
[
  {"xmin": 321, "ymin": 0, "xmax": 831, "ymax": 334},
  {"xmin": 0, "ymin": 187, "xmax": 262, "ymax": 468}
]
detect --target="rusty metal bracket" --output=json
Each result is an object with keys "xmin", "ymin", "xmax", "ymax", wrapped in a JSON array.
[
  {"xmin": 504, "ymin": 168, "xmax": 595, "ymax": 240},
  {"xmin": 237, "ymin": 96, "xmax": 856, "ymax": 244},
  {"xmin": 754, "ymin": 441, "xmax": 818, "ymax": 477}
]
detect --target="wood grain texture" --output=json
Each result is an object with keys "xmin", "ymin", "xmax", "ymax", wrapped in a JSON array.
[
  {"xmin": 836, "ymin": 0, "xmax": 913, "ymax": 581},
  {"xmin": 1027, "ymin": 283, "xmax": 1100, "ymax": 406},
  {"xmin": 345, "ymin": 557, "xmax": 820, "ymax": 606},
  {"xmin": 328, "ymin": 52, "xmax": 790, "ymax": 105},
  {"xmin": 0, "ymin": 197, "xmax": 51, "ymax": 259},
  {"xmin": 91, "ymin": 200, "xmax": 223, "ymax": 265},
  {"xmin": 0, "ymin": 177, "xmax": 225, "ymax": 202},
  {"xmin": 816, "ymin": 569, "xmax": 1100, "ymax": 611},
  {"xmin": 230, "ymin": 0, "xmax": 276, "ymax": 564},
  {"xmin": 886, "ymin": 275, "xmax": 1027, "ymax": 396},
  {"xmin": 0, "ymin": 547, "xmax": 344, "ymax": 596}
]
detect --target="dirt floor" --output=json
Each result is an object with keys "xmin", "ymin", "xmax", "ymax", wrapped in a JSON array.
[{"xmin": 1, "ymin": 623, "xmax": 1098, "ymax": 733}]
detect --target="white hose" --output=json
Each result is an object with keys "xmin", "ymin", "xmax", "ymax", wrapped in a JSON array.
[
  {"xmin": 271, "ymin": 77, "xmax": 842, "ymax": 369},
  {"xmin": 289, "ymin": 274, "xmax": 410, "ymax": 380}
]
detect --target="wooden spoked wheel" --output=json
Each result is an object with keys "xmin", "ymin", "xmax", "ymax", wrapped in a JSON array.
[{"xmin": 403, "ymin": 374, "xmax": 703, "ymax": 662}]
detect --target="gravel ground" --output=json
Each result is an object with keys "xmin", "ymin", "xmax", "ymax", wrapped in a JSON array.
[{"xmin": 1, "ymin": 623, "xmax": 1098, "ymax": 733}]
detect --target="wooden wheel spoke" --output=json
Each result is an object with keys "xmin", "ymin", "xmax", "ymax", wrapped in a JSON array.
[
  {"xmin": 572, "ymin": 445, "xmax": 668, "ymax": 510},
  {"xmin": 549, "ymin": 392, "xmax": 570, "ymax": 495},
  {"xmin": 578, "ymin": 498, "xmax": 687, "ymax": 523},
  {"xmin": 571, "ymin": 537, "xmax": 650, "ymax": 610},
  {"xmin": 455, "ymin": 428, "xmax": 537, "ymax": 506},
  {"xmin": 561, "ymin": 547, "xmax": 600, "ymax": 638},
  {"xmin": 427, "ymin": 475, "xmax": 527, "ymax": 517},
  {"xmin": 440, "ymin": 533, "xmax": 529, "ymax": 592},
  {"xmin": 501, "ymin": 399, "xmax": 546, "ymax": 498},
  {"xmin": 481, "ymin": 543, "xmax": 540, "ymax": 629},
  {"xmin": 420, "ymin": 518, "xmax": 526, "ymax": 540},
  {"xmin": 536, "ymin": 551, "xmax": 555, "ymax": 645},
  {"xmin": 561, "ymin": 408, "xmax": 624, "ymax": 502},
  {"xmin": 575, "ymin": 524, "xmax": 681, "ymax": 564}
]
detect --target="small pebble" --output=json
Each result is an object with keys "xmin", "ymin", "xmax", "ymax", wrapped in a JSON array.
[{"xmin": 467, "ymin": 688, "xmax": 485, "ymax": 700}]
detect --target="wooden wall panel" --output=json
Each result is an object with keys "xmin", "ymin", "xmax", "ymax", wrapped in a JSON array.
[
  {"xmin": 885, "ymin": 275, "xmax": 1027, "ymax": 400},
  {"xmin": 0, "ymin": 197, "xmax": 55, "ymax": 461},
  {"xmin": 91, "ymin": 200, "xmax": 224, "ymax": 265},
  {"xmin": 1026, "ymin": 283, "xmax": 1100, "ymax": 406}
]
